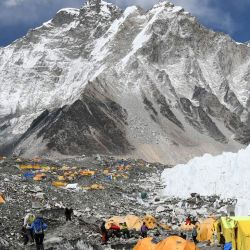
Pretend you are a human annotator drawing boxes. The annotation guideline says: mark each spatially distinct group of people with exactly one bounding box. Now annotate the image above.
[100,221,149,245]
[21,207,73,250]
[21,213,48,250]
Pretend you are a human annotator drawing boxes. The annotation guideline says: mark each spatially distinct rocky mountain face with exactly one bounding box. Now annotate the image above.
[1,0,250,164]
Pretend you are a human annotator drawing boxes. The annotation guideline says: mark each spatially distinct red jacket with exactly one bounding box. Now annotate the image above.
[110,225,120,230]
[185,218,191,225]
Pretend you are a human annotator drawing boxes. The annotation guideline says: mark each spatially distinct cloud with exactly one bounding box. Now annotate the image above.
[170,0,235,34]
[4,0,25,7]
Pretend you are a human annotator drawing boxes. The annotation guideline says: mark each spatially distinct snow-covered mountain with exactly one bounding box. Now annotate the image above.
[1,0,250,164]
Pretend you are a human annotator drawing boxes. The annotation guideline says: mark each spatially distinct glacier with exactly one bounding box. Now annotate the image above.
[161,145,250,215]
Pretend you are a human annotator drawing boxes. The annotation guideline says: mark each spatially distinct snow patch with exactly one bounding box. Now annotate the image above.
[56,8,80,16]
[91,6,138,61]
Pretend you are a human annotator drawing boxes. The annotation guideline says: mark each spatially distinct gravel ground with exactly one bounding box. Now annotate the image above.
[0,156,230,249]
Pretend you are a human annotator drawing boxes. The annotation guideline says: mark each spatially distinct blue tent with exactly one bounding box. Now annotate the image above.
[23,172,35,179]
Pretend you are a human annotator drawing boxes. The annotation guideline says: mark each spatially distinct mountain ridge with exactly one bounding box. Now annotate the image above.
[0,0,250,164]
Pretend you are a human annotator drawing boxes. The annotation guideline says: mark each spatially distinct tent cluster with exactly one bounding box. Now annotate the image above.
[218,216,250,250]
[18,162,134,190]
[133,236,200,250]
[105,215,170,231]
[179,216,250,249]
[179,217,217,243]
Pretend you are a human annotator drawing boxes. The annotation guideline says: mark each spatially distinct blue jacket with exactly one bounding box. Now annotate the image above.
[224,243,232,250]
[31,218,48,234]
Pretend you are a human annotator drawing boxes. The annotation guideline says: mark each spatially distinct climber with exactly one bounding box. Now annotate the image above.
[65,207,73,221]
[100,221,108,245]
[120,222,130,239]
[31,217,48,250]
[23,213,36,243]
[192,225,198,244]
[141,222,149,238]
[180,232,187,240]
[109,223,121,238]
[220,233,225,250]
[21,226,29,245]
[185,215,192,225]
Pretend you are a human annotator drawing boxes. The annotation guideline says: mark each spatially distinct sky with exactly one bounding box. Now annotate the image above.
[0,0,250,47]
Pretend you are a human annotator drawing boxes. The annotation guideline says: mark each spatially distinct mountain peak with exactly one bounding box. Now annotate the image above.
[86,0,101,5]
[81,0,122,18]
[1,0,250,164]
[86,0,101,11]
[151,1,184,14]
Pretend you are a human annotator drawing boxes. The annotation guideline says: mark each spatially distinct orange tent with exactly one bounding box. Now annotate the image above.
[0,193,5,204]
[156,236,200,250]
[133,237,156,250]
[33,173,46,181]
[79,170,95,176]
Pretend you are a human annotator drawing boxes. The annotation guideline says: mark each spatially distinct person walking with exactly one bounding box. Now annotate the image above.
[31,217,48,250]
[220,233,225,250]
[65,208,73,221]
[21,226,29,246]
[100,221,108,245]
[192,225,198,244]
[141,222,149,238]
[23,213,35,244]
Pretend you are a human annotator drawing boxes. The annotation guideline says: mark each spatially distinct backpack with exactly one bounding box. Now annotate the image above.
[34,220,44,234]
[192,228,197,237]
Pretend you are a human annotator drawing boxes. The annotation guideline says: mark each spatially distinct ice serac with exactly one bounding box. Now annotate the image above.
[0,1,250,163]
[161,145,250,215]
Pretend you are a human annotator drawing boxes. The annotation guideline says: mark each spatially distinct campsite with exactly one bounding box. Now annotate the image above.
[0,155,242,249]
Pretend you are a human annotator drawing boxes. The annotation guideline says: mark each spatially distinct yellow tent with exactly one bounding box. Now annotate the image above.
[106,215,165,231]
[125,215,144,231]
[105,216,123,229]
[133,237,156,250]
[52,181,67,187]
[219,216,250,250]
[197,218,216,242]
[106,215,143,231]
[81,184,104,190]
[235,221,250,250]
[155,236,200,250]
[220,217,237,243]
[180,222,195,231]
[144,215,157,229]
[58,176,65,181]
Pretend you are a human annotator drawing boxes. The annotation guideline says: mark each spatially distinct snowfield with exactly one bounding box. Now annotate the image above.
[161,145,250,215]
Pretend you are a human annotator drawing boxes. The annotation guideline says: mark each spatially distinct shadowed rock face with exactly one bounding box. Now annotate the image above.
[179,98,227,143]
[152,84,184,130]
[14,85,131,156]
[191,87,250,144]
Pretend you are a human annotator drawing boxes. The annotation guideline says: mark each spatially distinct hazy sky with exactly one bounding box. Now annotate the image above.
[0,0,250,46]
